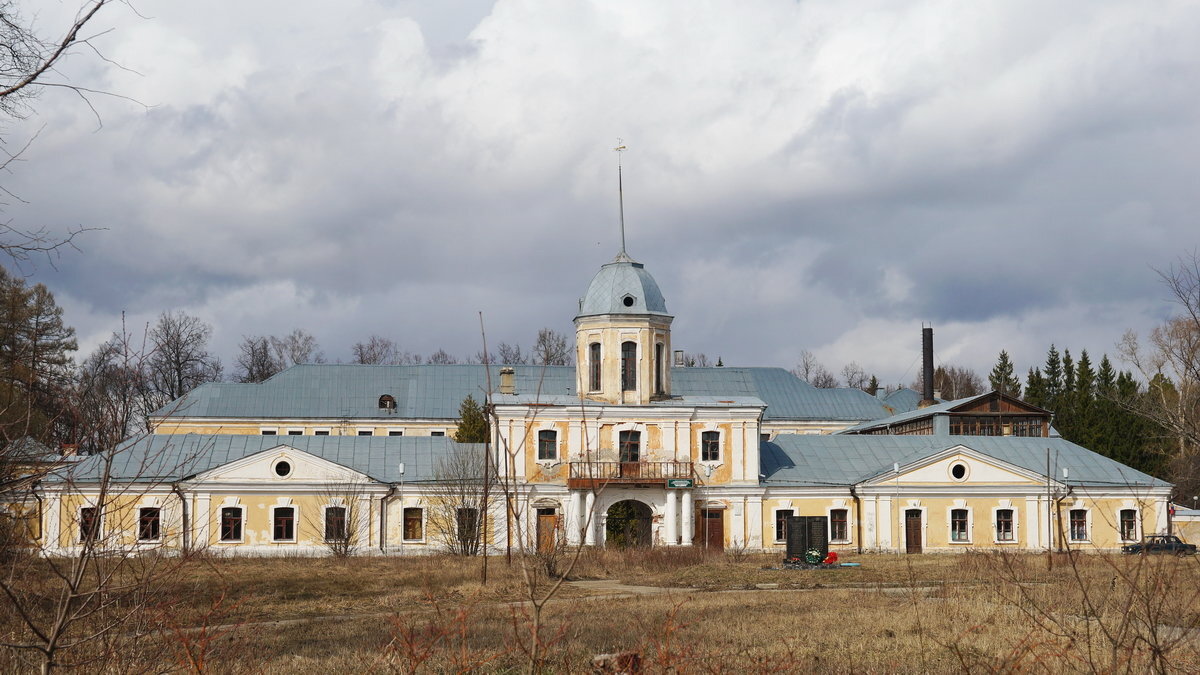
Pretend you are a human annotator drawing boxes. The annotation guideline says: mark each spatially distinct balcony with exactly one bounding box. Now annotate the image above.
[567,461,694,489]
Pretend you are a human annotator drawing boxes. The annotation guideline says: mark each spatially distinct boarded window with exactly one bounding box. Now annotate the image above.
[951,509,969,542]
[79,506,100,543]
[618,430,640,463]
[589,343,601,391]
[325,506,348,542]
[621,341,636,391]
[138,507,161,541]
[220,508,242,542]
[1069,509,1088,541]
[403,507,423,541]
[1119,509,1137,541]
[701,431,720,462]
[538,429,557,461]
[775,509,794,542]
[830,509,849,541]
[996,509,1014,541]
[273,507,296,541]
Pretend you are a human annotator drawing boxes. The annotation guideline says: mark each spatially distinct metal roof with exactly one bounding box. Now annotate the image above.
[762,434,1170,488]
[153,365,894,423]
[837,393,989,433]
[50,435,481,484]
[576,257,670,317]
[878,388,924,414]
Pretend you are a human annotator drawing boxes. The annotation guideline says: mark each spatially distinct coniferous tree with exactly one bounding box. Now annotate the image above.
[453,394,489,443]
[1024,367,1047,409]
[1043,345,1064,410]
[988,350,1022,398]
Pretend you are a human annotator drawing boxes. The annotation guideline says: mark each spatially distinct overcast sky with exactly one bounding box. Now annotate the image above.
[7,0,1200,387]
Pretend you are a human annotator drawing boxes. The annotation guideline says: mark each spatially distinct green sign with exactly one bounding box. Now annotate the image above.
[666,478,694,488]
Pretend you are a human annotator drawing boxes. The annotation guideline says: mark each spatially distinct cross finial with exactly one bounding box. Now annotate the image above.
[614,139,628,257]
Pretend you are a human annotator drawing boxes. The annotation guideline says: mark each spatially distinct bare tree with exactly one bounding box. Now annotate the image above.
[351,335,397,365]
[496,342,528,365]
[233,335,279,383]
[427,349,458,365]
[792,350,837,387]
[912,364,984,400]
[682,352,711,367]
[269,328,323,368]
[304,481,369,558]
[531,329,571,366]
[424,444,485,555]
[145,311,221,408]
[841,362,868,390]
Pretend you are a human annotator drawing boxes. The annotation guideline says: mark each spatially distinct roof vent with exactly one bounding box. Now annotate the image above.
[499,367,515,395]
[378,394,396,411]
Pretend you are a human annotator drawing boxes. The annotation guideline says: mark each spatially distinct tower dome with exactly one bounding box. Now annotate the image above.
[576,253,669,318]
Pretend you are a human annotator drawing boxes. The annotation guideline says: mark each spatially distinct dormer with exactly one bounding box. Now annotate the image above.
[574,252,674,404]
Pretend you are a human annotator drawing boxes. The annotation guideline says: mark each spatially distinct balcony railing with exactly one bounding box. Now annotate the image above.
[567,461,693,487]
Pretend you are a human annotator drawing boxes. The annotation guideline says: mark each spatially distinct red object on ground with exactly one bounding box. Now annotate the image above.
[823,551,839,564]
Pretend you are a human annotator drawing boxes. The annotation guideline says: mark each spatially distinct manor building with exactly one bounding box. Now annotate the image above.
[35,248,1170,556]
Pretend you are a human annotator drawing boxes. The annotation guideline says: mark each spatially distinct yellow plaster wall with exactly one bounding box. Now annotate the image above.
[203,494,363,549]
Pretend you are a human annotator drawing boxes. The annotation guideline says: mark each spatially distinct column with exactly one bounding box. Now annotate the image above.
[665,490,678,546]
[584,491,597,546]
[681,490,694,545]
[567,490,583,546]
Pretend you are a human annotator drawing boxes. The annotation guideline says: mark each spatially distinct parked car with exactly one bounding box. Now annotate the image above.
[1121,535,1197,555]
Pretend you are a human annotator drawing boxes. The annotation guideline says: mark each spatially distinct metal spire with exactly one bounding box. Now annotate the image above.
[614,139,632,262]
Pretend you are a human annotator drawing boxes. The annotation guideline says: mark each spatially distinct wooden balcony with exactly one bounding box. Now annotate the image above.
[567,461,694,488]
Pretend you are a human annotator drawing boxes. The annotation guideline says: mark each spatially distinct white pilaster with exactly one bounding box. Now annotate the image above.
[879,496,893,551]
[863,497,877,549]
[732,498,746,547]
[681,491,694,545]
[584,491,596,546]
[195,493,210,548]
[45,490,61,553]
[747,496,763,550]
[665,490,678,545]
[1156,497,1169,535]
[357,495,372,548]
[1025,496,1040,549]
[567,490,583,546]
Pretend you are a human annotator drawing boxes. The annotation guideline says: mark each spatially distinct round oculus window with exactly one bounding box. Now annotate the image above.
[950,462,968,481]
[273,460,292,478]
[622,295,635,307]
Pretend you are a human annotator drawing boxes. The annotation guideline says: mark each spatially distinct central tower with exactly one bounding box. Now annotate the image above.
[574,251,674,404]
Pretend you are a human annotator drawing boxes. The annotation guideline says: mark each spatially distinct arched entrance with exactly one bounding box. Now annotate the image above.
[606,500,652,548]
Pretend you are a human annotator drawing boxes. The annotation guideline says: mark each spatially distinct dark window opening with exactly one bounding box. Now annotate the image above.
[621,341,637,391]
[830,509,849,541]
[138,507,161,541]
[314,430,330,436]
[589,342,601,391]
[325,506,348,542]
[622,295,635,307]
[1120,509,1137,541]
[220,508,242,542]
[79,507,99,543]
[996,509,1014,541]
[273,507,296,541]
[538,429,557,461]
[404,507,423,541]
[287,429,303,436]
[430,431,445,437]
[619,430,640,463]
[951,509,969,541]
[379,394,397,410]
[260,429,277,436]
[274,460,292,477]
[358,430,373,436]
[1069,509,1087,541]
[654,343,664,394]
[701,431,720,462]
[456,507,479,548]
[388,430,403,437]
[775,509,794,542]
[951,463,967,480]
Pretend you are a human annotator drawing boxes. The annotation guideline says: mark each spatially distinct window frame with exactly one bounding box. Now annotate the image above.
[620,341,637,391]
[537,429,558,461]
[324,505,349,543]
[700,430,721,463]
[137,506,162,542]
[78,506,101,543]
[286,428,304,436]
[829,508,850,543]
[272,505,297,543]
[618,430,641,463]
[403,507,424,542]
[774,508,794,543]
[654,342,664,394]
[589,342,602,392]
[430,430,446,437]
[313,428,331,436]
[1118,508,1138,542]
[949,508,971,543]
[219,506,244,543]
[356,428,374,437]
[994,508,1016,543]
[1068,508,1089,543]
[259,427,278,436]
[387,428,404,437]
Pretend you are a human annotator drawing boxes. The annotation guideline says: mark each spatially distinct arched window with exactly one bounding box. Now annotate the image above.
[589,343,601,391]
[621,341,637,391]
[378,394,396,410]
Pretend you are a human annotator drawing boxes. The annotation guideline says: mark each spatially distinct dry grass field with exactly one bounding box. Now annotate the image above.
[4,548,1200,672]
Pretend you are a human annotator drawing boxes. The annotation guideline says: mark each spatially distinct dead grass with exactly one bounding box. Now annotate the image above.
[5,549,1200,672]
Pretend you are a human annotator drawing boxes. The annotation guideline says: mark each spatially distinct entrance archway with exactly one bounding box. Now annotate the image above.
[606,500,652,548]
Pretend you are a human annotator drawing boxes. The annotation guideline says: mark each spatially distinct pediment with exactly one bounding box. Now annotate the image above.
[191,444,373,484]
[863,445,1053,487]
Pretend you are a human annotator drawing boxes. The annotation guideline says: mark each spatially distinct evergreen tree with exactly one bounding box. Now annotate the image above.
[453,394,489,443]
[1043,345,1063,408]
[1062,348,1075,395]
[866,375,879,396]
[988,350,1022,397]
[1096,355,1116,394]
[1024,367,1047,408]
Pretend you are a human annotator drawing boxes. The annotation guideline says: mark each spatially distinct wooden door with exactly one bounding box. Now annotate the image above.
[536,509,557,554]
[695,509,724,551]
[905,509,923,554]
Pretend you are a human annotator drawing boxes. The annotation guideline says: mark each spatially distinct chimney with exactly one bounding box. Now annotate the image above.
[499,367,515,395]
[673,350,684,367]
[919,326,935,408]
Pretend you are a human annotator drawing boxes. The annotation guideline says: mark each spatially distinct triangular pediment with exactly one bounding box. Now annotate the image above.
[862,444,1057,487]
[191,444,374,484]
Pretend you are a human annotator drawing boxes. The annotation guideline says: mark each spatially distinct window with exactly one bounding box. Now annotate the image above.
[358,429,373,436]
[950,463,968,480]
[950,509,969,542]
[589,342,601,391]
[456,507,479,546]
[388,429,404,437]
[325,506,348,542]
[1069,509,1088,541]
[138,507,161,541]
[260,429,277,436]
[314,429,330,436]
[273,460,292,478]
[1120,509,1138,541]
[430,431,446,437]
[537,429,557,461]
[996,509,1014,542]
[830,508,849,542]
[621,341,636,391]
[760,433,770,443]
[273,507,296,542]
[379,394,396,410]
[654,343,664,394]
[287,429,303,436]
[618,430,640,463]
[701,431,720,462]
[220,507,243,542]
[775,509,794,542]
[404,507,423,541]
[79,506,100,543]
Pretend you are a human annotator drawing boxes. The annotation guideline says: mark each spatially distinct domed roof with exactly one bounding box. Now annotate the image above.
[576,253,670,318]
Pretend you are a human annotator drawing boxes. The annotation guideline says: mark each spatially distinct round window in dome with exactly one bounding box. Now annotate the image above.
[622,295,635,307]
[274,460,293,478]
[950,462,968,481]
